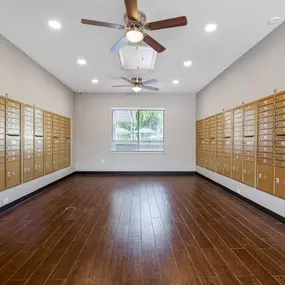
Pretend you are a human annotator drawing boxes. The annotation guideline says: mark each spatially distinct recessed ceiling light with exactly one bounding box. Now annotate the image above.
[92,78,99,84]
[205,23,217,33]
[268,17,281,25]
[184,60,193,67]
[48,20,62,30]
[77,58,87,66]
[172,80,179,85]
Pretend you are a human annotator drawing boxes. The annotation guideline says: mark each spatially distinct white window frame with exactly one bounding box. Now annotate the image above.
[111,108,165,153]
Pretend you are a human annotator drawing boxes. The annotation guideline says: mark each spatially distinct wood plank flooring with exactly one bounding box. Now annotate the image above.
[0,174,285,285]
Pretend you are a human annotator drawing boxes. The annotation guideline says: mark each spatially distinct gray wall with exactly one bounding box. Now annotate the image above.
[196,22,285,217]
[197,22,285,119]
[74,92,196,172]
[0,34,75,208]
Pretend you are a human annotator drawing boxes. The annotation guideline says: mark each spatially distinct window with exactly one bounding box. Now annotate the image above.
[112,109,164,152]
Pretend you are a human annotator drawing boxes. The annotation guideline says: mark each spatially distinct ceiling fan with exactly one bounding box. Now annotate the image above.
[113,77,159,92]
[81,0,187,53]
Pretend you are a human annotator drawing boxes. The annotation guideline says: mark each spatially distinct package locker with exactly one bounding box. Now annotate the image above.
[242,103,257,187]
[257,96,274,194]
[52,114,60,171]
[65,117,71,167]
[59,116,66,169]
[205,116,216,172]
[35,108,44,178]
[274,92,285,199]
[22,104,34,183]
[196,120,205,167]
[223,110,232,177]
[0,97,5,191]
[44,111,53,174]
[6,99,21,188]
[232,107,243,182]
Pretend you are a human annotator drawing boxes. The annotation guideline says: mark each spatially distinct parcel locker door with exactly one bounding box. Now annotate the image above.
[257,164,273,194]
[232,159,242,182]
[59,152,65,169]
[53,153,59,171]
[65,150,70,167]
[216,157,223,174]
[6,160,21,188]
[209,154,216,172]
[23,159,34,183]
[0,162,5,191]
[35,157,44,178]
[223,157,231,178]
[205,154,212,170]
[243,161,255,187]
[275,166,285,199]
[44,155,53,174]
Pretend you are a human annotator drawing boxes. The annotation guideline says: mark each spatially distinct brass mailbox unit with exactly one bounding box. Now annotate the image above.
[257,96,274,194]
[0,98,6,191]
[22,104,35,183]
[35,108,44,178]
[205,116,216,172]
[0,95,71,191]
[196,90,285,200]
[6,99,21,188]
[216,110,232,178]
[275,93,285,199]
[196,120,205,167]
[243,102,257,188]
[232,106,243,182]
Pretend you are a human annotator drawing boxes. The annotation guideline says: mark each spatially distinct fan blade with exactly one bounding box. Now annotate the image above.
[146,16,187,31]
[81,19,124,29]
[143,34,166,53]
[142,86,159,91]
[142,79,157,85]
[111,36,128,52]
[125,0,138,21]
[112,85,133,87]
[121,77,133,84]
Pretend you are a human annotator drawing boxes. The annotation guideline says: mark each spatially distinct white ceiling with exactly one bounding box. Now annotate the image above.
[0,0,284,94]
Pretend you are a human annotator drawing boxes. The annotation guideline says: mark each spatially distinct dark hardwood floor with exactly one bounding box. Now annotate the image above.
[0,174,285,285]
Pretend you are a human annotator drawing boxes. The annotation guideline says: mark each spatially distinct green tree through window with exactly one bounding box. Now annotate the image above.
[112,109,164,152]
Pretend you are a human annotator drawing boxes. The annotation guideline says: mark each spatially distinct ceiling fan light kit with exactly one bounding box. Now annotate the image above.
[132,86,142,92]
[126,28,144,43]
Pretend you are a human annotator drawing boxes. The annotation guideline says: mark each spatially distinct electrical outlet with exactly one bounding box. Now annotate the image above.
[236,188,241,194]
[3,198,9,205]
[100,159,105,164]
